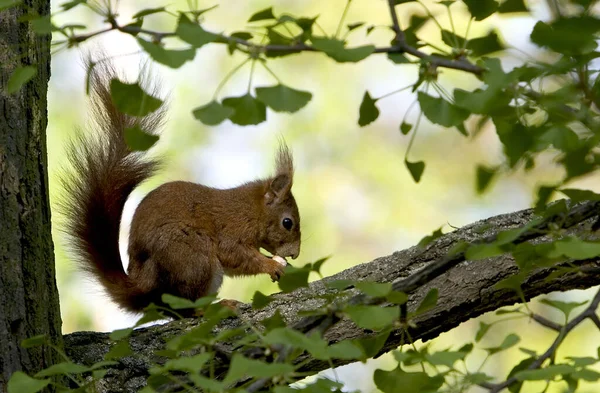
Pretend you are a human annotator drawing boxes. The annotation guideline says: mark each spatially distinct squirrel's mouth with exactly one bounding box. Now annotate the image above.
[260,248,292,265]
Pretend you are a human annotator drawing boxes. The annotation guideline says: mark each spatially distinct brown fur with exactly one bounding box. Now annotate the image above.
[61,61,301,312]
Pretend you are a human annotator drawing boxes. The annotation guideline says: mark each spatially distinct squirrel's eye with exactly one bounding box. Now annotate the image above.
[282,218,293,230]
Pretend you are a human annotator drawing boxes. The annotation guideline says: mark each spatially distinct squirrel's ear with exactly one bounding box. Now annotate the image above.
[265,174,292,204]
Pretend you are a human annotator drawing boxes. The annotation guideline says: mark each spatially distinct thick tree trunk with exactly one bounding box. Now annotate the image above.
[0,1,62,391]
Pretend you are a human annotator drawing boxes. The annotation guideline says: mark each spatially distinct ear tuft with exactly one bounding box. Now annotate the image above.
[275,140,294,179]
[265,141,294,204]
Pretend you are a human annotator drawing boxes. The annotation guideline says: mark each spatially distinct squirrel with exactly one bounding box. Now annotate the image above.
[61,60,301,313]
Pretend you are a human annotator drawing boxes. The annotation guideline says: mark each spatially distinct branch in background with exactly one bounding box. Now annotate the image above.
[64,10,485,76]
[64,201,600,393]
[487,289,600,393]
[385,0,484,74]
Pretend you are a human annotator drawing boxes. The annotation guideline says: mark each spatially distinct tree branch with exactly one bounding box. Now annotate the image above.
[62,201,600,392]
[67,13,485,75]
[385,0,484,74]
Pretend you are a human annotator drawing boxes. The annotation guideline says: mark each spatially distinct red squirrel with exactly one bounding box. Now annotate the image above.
[62,61,301,313]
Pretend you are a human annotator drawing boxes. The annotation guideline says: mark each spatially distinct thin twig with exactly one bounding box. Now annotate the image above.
[529,313,562,332]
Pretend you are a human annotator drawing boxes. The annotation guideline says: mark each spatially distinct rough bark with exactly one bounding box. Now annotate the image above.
[63,201,600,393]
[0,1,62,391]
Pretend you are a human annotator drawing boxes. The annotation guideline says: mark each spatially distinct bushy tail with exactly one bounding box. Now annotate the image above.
[60,59,165,311]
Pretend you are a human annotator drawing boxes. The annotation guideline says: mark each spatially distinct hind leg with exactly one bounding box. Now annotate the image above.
[149,230,223,302]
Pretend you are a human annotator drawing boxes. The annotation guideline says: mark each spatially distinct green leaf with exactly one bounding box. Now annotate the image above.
[571,368,600,381]
[551,237,600,260]
[109,79,163,117]
[507,357,536,393]
[121,19,143,37]
[231,31,252,40]
[161,352,211,373]
[109,328,133,341]
[415,288,438,314]
[540,126,579,152]
[311,36,375,63]
[35,362,91,377]
[162,293,216,309]
[476,165,497,193]
[189,374,225,391]
[176,14,219,47]
[311,256,330,274]
[345,305,399,330]
[248,7,275,22]
[534,185,556,212]
[387,290,409,305]
[499,0,528,13]
[7,65,36,94]
[137,38,195,68]
[29,15,56,34]
[354,329,391,359]
[417,227,444,248]
[135,305,168,327]
[252,291,273,309]
[277,264,310,292]
[515,364,576,381]
[475,322,491,342]
[465,372,494,385]
[467,31,505,56]
[90,360,118,370]
[132,7,166,19]
[426,350,468,368]
[0,0,21,11]
[124,125,159,151]
[484,333,520,355]
[104,340,132,360]
[454,59,514,115]
[255,84,312,113]
[493,121,540,168]
[388,53,411,64]
[441,29,466,48]
[355,281,392,297]
[540,298,587,319]
[7,372,50,393]
[193,101,234,125]
[261,309,286,331]
[462,0,499,21]
[560,188,600,202]
[495,272,526,299]
[465,244,503,260]
[263,327,329,359]
[326,279,354,291]
[327,340,364,360]
[21,334,47,348]
[566,356,597,367]
[222,94,267,126]
[418,92,470,128]
[92,369,108,380]
[374,367,444,393]
[530,17,600,55]
[405,159,425,183]
[358,91,379,126]
[400,122,412,135]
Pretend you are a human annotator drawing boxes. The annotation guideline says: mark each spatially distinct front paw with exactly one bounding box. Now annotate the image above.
[267,260,286,282]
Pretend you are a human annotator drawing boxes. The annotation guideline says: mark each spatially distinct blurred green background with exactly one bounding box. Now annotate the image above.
[47,0,600,391]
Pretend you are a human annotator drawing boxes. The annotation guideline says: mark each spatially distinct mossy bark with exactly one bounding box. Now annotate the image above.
[0,1,62,391]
